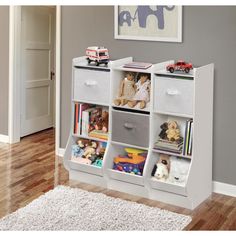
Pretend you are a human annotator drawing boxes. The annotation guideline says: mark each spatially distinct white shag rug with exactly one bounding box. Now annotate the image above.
[0,186,191,231]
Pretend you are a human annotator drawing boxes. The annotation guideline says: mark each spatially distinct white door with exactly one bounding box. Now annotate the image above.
[20,6,55,137]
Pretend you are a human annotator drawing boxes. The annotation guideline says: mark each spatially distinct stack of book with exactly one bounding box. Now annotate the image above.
[88,130,108,140]
[183,119,193,156]
[154,138,183,154]
[73,103,108,140]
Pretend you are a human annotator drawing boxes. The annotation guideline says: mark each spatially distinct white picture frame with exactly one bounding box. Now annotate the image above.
[114,6,182,43]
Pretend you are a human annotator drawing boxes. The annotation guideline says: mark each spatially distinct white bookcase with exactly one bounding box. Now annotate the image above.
[63,56,214,209]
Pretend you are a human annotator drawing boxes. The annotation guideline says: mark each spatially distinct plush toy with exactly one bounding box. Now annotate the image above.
[82,141,97,159]
[95,110,109,133]
[114,72,136,106]
[167,156,190,185]
[152,154,171,181]
[166,121,181,142]
[127,73,151,109]
[159,122,168,140]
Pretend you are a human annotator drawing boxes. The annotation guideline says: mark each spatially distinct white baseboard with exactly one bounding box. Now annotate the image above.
[0,134,9,143]
[57,147,236,197]
[57,148,65,157]
[213,181,236,197]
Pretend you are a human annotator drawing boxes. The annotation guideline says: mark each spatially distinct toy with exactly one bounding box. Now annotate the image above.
[166,60,193,74]
[114,72,136,106]
[127,73,151,109]
[159,122,168,140]
[94,110,109,133]
[92,159,103,168]
[86,46,109,66]
[82,141,97,159]
[166,121,181,142]
[113,148,147,175]
[168,156,190,185]
[152,154,171,181]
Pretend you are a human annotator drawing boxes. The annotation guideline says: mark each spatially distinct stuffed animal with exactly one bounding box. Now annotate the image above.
[82,141,97,159]
[159,122,168,140]
[154,163,169,181]
[152,154,171,181]
[95,110,109,133]
[166,121,181,142]
[167,156,190,185]
[114,72,136,106]
[127,73,151,109]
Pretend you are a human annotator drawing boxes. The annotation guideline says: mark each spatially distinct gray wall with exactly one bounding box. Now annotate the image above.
[61,6,236,185]
[0,6,9,135]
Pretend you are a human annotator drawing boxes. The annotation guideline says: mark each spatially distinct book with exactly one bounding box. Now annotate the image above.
[81,107,96,136]
[89,129,108,140]
[79,104,90,135]
[74,103,79,134]
[123,62,153,69]
[188,121,193,156]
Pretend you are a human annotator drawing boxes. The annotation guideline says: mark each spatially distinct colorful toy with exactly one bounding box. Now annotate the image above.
[113,148,147,175]
[166,121,181,142]
[86,46,109,66]
[166,60,193,74]
[127,73,151,109]
[114,72,136,106]
[92,159,103,168]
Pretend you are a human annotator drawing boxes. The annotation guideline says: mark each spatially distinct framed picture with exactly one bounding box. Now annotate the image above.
[114,6,182,42]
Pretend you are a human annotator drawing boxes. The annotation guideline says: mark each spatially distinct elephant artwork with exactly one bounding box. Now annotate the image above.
[118,6,175,30]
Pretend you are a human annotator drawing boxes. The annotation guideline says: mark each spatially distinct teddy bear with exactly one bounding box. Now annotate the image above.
[114,72,136,106]
[152,154,171,181]
[166,121,181,142]
[94,110,109,133]
[82,141,98,160]
[159,122,168,140]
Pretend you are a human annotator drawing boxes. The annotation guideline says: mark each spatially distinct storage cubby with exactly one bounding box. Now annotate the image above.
[72,102,109,142]
[64,57,214,209]
[105,143,148,186]
[111,68,152,112]
[151,113,193,158]
[145,151,191,196]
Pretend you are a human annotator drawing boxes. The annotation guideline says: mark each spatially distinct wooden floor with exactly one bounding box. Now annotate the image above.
[0,129,235,230]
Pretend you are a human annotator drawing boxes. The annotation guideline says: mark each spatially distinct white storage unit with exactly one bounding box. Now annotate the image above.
[64,56,214,209]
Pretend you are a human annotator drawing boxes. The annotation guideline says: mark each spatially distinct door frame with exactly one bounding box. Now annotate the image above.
[8,6,61,155]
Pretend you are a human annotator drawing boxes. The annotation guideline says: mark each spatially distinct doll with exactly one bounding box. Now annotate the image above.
[127,73,151,109]
[114,72,136,106]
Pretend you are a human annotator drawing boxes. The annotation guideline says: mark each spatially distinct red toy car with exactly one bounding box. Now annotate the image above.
[166,61,193,73]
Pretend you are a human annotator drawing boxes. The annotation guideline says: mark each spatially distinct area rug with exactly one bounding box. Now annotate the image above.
[0,185,191,231]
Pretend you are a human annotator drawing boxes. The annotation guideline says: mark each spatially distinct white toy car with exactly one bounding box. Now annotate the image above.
[85,46,109,66]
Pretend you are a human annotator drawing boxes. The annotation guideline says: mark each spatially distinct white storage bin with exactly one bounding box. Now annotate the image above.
[73,67,110,105]
[154,77,194,116]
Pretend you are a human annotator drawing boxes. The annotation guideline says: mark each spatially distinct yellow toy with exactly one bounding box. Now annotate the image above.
[114,148,145,164]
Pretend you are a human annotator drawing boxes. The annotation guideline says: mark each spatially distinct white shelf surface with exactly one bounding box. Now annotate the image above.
[107,169,144,186]
[72,134,108,143]
[113,65,153,74]
[155,69,194,78]
[111,140,149,151]
[69,160,103,176]
[153,110,193,119]
[112,102,150,113]
[72,99,109,107]
[152,148,192,160]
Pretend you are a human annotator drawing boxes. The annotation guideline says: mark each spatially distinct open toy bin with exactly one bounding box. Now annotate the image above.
[146,151,191,196]
[69,136,107,176]
[105,143,148,186]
